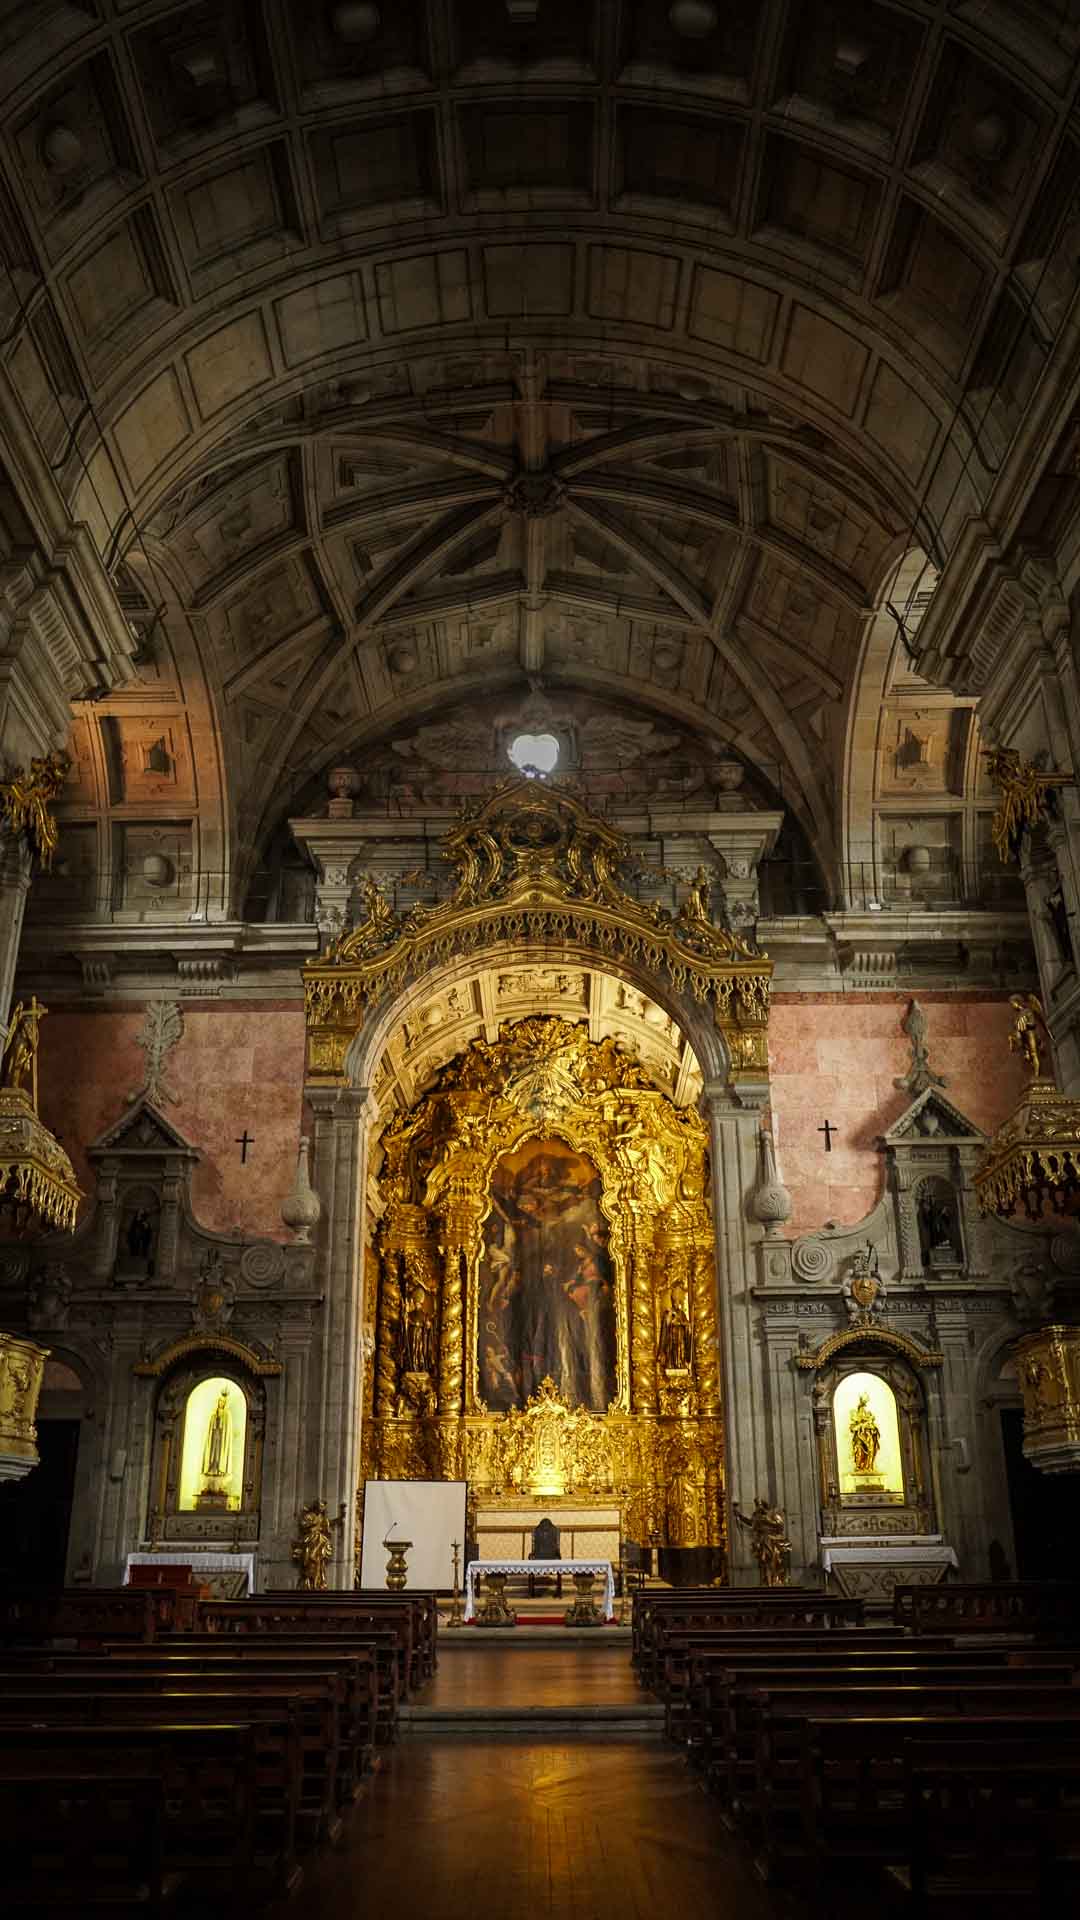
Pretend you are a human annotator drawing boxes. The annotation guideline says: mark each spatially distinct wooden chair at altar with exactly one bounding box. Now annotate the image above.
[527,1518,563,1598]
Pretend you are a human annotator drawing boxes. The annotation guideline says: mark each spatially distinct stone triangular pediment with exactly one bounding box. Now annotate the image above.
[89,1095,200,1161]
[883,1087,986,1146]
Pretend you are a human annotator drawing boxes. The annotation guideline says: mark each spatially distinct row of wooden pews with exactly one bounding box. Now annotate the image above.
[639,1580,1080,1913]
[0,1586,437,1914]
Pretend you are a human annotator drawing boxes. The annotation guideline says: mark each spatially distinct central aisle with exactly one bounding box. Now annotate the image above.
[277,1740,789,1920]
[272,1645,796,1920]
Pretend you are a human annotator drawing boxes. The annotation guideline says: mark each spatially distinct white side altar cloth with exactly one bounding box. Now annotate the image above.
[125,1551,257,1594]
[464,1558,615,1622]
[819,1536,958,1574]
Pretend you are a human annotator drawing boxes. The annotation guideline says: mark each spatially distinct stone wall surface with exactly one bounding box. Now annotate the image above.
[768,994,1028,1235]
[37,1004,306,1238]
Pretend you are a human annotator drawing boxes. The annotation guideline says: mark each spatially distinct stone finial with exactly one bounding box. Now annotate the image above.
[282,1135,321,1244]
[893,999,947,1097]
[751,1128,791,1232]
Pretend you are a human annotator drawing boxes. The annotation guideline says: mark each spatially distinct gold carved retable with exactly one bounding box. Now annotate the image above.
[362,1016,725,1555]
[303,780,771,1088]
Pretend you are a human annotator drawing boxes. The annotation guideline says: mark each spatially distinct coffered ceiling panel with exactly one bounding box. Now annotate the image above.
[0,0,1074,921]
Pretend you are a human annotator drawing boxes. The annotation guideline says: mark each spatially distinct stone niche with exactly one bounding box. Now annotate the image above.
[0,1092,317,1586]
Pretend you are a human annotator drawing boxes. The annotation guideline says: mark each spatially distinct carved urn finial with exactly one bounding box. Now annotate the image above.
[752,1128,791,1233]
[282,1134,321,1244]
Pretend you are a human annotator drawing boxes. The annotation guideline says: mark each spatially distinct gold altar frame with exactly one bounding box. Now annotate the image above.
[368,1017,724,1550]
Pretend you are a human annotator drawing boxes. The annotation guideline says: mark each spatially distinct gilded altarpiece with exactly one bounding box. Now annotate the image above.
[363,1018,725,1555]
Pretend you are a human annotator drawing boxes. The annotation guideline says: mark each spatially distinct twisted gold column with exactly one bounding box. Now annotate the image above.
[374,1240,401,1420]
[630,1240,658,1415]
[691,1243,722,1417]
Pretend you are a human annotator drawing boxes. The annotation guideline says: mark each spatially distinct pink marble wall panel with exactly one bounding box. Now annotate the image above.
[767,994,1028,1238]
[37,1003,306,1238]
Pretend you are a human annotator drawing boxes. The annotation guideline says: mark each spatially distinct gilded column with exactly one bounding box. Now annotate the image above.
[374,1236,401,1420]
[691,1242,722,1417]
[438,1205,474,1419]
[630,1237,658,1416]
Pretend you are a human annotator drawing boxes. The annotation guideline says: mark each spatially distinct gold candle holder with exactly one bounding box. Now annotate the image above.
[447,1539,465,1628]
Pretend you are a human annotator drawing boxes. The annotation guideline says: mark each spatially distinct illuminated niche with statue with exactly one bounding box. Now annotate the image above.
[363,1016,724,1562]
[141,1350,273,1543]
[806,1342,937,1538]
[177,1375,246,1512]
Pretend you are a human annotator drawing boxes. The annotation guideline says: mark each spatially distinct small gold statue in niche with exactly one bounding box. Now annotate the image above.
[849,1392,881,1476]
[733,1496,791,1587]
[195,1390,234,1511]
[658,1288,693,1376]
[1,995,46,1097]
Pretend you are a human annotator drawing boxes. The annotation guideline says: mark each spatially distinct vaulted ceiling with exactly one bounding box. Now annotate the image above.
[3,0,1079,921]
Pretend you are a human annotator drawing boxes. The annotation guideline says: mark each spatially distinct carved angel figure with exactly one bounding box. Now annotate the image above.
[733,1496,791,1588]
[1,996,45,1096]
[292,1498,334,1590]
[1009,993,1048,1080]
[0,752,69,870]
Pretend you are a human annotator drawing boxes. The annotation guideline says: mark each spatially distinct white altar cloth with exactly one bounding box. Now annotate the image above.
[125,1551,256,1595]
[464,1558,615,1622]
[819,1536,957,1574]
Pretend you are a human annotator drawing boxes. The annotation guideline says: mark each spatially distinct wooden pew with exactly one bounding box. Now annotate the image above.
[0,1724,268,1896]
[3,1647,378,1800]
[895,1581,1080,1640]
[0,1773,173,1914]
[0,1588,162,1646]
[0,1678,328,1848]
[264,1589,439,1681]
[667,1645,1055,1760]
[655,1624,940,1730]
[158,1630,401,1742]
[797,1714,1080,1890]
[198,1596,419,1686]
[900,1736,1080,1913]
[632,1592,865,1690]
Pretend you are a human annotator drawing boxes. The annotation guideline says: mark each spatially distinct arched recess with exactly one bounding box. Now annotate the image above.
[841,546,1008,912]
[299,780,774,1584]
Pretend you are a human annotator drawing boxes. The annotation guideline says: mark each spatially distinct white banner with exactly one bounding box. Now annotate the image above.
[360,1480,467,1590]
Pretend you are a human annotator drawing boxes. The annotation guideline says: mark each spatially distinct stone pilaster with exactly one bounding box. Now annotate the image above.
[704,1082,773,1583]
[306,1083,375,1587]
[0,826,31,1032]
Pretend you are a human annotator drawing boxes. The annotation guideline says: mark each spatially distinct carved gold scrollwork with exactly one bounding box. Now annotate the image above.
[364,1016,724,1554]
[303,783,771,1092]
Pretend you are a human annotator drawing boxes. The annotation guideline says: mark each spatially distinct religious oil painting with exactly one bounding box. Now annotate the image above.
[479,1139,617,1413]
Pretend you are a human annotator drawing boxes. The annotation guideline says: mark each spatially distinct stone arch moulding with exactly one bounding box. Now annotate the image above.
[304,780,772,1099]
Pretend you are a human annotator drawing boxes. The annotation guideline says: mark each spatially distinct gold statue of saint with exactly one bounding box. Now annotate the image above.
[733,1496,791,1588]
[292,1497,334,1590]
[1009,993,1047,1080]
[201,1390,233,1481]
[658,1290,693,1374]
[849,1392,881,1475]
[2,995,46,1098]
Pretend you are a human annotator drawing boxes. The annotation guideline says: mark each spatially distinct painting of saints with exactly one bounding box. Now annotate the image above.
[478,1140,617,1412]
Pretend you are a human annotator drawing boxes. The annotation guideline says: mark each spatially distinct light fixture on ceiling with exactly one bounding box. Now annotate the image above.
[668,1,719,38]
[508,731,560,777]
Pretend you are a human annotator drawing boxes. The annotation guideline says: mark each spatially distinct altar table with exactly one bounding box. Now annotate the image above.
[465,1558,615,1623]
[125,1551,256,1598]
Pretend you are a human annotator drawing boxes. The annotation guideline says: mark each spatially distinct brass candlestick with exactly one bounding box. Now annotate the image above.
[447,1539,465,1628]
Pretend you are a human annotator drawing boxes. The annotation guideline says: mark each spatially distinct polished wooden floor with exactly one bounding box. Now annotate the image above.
[273,1648,796,1920]
[424,1645,640,1707]
[280,1740,792,1920]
